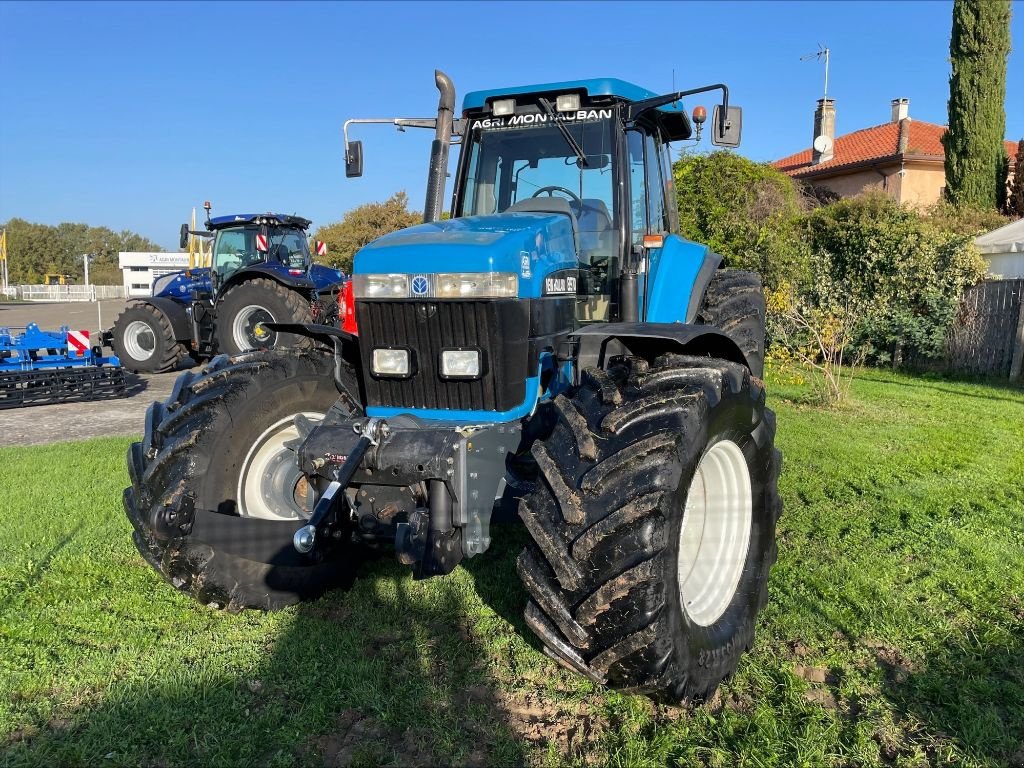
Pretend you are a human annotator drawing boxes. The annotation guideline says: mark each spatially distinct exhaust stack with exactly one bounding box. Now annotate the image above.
[423,70,455,223]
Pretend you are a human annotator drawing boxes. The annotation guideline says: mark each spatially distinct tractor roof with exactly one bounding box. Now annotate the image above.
[208,213,312,231]
[462,77,691,140]
[462,78,686,115]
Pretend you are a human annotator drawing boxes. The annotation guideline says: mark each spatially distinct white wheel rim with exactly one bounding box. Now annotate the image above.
[677,439,753,627]
[232,304,276,351]
[237,412,324,520]
[123,320,156,361]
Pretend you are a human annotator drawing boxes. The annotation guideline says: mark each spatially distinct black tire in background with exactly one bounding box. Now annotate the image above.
[214,278,314,357]
[124,349,362,610]
[517,354,782,701]
[110,303,187,374]
[696,269,766,378]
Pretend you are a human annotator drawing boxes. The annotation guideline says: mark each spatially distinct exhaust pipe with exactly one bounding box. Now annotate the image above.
[423,69,455,223]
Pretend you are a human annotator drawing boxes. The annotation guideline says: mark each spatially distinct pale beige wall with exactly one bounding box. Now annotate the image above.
[897,164,947,208]
[800,162,948,207]
[807,168,891,199]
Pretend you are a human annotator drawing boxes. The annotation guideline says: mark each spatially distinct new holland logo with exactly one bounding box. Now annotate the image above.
[411,275,429,297]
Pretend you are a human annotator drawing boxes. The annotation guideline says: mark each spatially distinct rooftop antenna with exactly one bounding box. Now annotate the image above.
[800,44,830,100]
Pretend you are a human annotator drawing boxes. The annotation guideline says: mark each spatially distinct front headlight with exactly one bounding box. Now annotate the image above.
[352,272,517,299]
[353,273,409,299]
[434,272,517,298]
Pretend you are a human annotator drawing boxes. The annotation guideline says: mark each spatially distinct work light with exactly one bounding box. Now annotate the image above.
[492,98,516,116]
[372,348,412,377]
[440,349,482,379]
[556,94,581,112]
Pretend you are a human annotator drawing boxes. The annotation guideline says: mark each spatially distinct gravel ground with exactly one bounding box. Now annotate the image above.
[0,299,191,447]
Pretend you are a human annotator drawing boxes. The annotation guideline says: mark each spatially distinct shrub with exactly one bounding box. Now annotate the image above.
[673,151,811,291]
[806,192,987,366]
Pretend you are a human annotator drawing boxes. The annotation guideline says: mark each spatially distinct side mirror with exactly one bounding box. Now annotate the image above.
[711,105,742,148]
[345,141,363,178]
[179,223,189,249]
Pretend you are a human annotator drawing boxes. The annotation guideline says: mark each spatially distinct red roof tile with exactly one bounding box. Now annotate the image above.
[773,119,1019,177]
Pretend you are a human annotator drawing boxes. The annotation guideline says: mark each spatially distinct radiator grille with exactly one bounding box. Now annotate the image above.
[357,300,528,412]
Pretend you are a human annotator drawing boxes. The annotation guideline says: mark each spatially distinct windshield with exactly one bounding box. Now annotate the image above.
[212,226,310,281]
[458,119,617,266]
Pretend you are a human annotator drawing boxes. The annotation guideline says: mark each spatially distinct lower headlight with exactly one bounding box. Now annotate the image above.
[372,348,411,377]
[440,349,481,378]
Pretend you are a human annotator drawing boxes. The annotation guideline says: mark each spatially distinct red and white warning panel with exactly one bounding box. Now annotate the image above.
[67,330,90,356]
[256,233,269,252]
[316,240,328,257]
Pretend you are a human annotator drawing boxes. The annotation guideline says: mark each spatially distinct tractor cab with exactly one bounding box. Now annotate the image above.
[453,80,701,321]
[206,213,315,296]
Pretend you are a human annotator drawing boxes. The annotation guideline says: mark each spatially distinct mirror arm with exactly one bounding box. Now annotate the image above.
[627,83,730,125]
[342,116,464,158]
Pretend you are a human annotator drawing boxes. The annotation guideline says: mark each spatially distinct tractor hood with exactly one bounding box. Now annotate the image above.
[354,212,578,299]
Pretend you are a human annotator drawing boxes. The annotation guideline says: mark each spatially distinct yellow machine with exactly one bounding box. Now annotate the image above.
[44,273,73,286]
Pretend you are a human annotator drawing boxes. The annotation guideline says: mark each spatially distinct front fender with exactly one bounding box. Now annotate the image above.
[572,322,750,375]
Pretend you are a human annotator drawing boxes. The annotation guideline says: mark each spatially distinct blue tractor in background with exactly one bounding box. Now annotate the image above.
[109,209,345,373]
[125,71,782,703]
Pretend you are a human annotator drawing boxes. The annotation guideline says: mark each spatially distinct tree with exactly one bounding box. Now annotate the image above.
[1007,139,1024,218]
[0,218,160,284]
[943,0,1012,209]
[673,151,811,291]
[313,192,422,274]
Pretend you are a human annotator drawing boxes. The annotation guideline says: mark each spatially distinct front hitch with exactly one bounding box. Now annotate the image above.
[292,417,388,554]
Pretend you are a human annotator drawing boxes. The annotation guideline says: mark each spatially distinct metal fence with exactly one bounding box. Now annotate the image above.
[947,278,1024,381]
[3,284,125,301]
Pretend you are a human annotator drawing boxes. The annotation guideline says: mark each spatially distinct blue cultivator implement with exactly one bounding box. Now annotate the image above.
[0,323,126,409]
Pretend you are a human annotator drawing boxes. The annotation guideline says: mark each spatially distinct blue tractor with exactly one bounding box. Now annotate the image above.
[125,72,782,702]
[109,210,345,373]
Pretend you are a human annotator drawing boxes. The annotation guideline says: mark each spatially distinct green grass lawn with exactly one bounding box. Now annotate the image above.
[1,368,1022,767]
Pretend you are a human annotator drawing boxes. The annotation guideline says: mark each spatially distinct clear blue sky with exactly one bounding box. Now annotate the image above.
[1,1,1021,251]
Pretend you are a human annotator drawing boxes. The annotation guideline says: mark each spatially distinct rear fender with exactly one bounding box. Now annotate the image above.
[573,322,750,376]
[219,265,316,297]
[133,297,192,341]
[643,235,722,323]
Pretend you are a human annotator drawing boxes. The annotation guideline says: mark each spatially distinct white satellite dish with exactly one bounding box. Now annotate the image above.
[813,135,834,154]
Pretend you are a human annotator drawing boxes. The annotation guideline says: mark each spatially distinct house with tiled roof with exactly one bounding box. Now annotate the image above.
[772,98,1018,207]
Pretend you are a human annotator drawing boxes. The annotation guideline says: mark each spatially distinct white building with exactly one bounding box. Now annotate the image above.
[118,252,190,297]
[976,219,1024,280]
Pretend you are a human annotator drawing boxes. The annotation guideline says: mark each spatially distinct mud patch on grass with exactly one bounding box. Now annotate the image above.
[313,709,436,768]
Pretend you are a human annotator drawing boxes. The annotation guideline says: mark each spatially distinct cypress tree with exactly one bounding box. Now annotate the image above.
[943,0,1012,209]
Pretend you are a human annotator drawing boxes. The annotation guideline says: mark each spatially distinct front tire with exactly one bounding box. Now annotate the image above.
[110,303,187,374]
[517,354,781,701]
[123,349,362,610]
[214,278,314,357]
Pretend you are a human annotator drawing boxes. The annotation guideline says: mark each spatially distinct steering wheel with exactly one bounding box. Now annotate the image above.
[531,186,583,210]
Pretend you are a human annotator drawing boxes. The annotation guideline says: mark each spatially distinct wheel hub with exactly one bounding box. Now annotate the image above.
[237,412,324,520]
[233,305,276,351]
[123,320,156,361]
[677,439,753,627]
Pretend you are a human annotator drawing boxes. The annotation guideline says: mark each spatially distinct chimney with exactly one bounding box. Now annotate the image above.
[891,97,910,122]
[812,98,836,164]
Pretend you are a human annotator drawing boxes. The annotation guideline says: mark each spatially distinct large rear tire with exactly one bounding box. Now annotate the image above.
[517,354,781,701]
[214,278,314,357]
[124,349,362,610]
[696,269,766,378]
[110,303,187,374]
